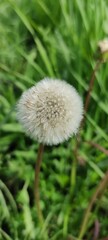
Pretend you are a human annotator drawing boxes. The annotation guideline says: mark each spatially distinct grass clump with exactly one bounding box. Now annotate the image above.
[0,0,108,239]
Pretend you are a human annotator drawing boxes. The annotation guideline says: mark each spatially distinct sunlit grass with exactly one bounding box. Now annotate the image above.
[0,0,108,239]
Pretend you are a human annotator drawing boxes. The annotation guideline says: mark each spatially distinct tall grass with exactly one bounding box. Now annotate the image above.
[0,0,108,239]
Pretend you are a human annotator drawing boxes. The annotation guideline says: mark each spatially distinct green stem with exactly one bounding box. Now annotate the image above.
[34,143,44,224]
[70,155,77,196]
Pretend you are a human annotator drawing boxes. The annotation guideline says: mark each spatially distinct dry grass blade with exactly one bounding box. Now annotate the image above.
[85,141,108,156]
[78,172,108,240]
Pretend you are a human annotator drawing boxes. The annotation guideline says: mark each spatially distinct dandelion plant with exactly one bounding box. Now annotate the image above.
[17,78,83,224]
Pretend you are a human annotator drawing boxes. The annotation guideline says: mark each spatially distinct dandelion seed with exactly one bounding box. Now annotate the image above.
[17,78,83,145]
[98,39,108,53]
[98,39,108,62]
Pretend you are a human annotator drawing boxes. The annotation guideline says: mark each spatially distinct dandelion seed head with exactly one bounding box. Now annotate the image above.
[17,78,83,145]
[98,39,108,62]
[98,39,108,53]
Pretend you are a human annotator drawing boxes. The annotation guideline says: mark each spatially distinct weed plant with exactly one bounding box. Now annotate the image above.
[0,0,108,239]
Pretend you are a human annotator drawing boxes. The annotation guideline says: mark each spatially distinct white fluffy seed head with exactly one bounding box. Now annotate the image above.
[98,39,108,53]
[16,78,83,145]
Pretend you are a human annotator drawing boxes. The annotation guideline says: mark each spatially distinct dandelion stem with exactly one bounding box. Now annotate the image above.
[73,58,103,165]
[34,143,44,224]
[73,59,103,238]
[84,58,103,114]
[78,171,108,240]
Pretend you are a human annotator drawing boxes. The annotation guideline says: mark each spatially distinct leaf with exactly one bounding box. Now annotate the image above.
[35,37,54,76]
[86,114,108,142]
[6,0,35,36]
[0,123,23,132]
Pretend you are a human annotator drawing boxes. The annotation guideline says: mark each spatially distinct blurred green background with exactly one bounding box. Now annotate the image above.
[0,0,108,239]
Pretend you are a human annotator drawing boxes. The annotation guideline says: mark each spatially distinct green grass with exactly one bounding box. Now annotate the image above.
[0,0,108,239]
